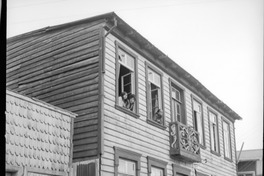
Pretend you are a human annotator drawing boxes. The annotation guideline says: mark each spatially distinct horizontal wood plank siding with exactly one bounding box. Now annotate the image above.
[102,33,237,176]
[6,22,104,162]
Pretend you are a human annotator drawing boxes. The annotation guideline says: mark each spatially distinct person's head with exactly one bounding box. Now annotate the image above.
[128,94,136,103]
[120,92,128,100]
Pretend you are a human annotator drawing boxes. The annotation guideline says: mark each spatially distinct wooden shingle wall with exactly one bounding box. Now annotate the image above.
[6,20,104,162]
[5,90,76,175]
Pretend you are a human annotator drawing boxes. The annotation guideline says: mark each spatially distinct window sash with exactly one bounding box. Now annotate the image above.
[172,99,181,122]
[118,49,134,71]
[223,121,231,158]
[150,82,161,118]
[118,158,136,176]
[209,112,218,152]
[121,72,134,95]
[148,69,161,87]
[151,166,164,176]
[193,100,203,144]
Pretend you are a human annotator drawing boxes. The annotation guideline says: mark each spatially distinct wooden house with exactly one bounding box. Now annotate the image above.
[6,12,242,176]
[5,89,76,176]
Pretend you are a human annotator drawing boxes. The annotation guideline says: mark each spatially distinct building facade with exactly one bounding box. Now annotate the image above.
[237,149,263,176]
[6,12,242,176]
[5,89,76,176]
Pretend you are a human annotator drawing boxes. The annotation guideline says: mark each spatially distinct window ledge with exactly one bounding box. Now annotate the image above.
[115,105,140,119]
[200,144,206,150]
[210,150,221,157]
[224,156,233,163]
[147,119,167,130]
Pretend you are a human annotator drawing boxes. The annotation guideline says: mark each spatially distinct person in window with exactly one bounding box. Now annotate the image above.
[127,94,136,111]
[154,109,163,123]
[119,91,129,108]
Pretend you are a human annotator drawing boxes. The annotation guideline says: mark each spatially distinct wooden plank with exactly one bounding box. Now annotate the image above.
[58,95,99,109]
[73,125,98,135]
[50,89,99,106]
[73,131,98,141]
[7,43,99,77]
[72,149,98,159]
[73,143,98,153]
[7,25,100,66]
[67,101,98,112]
[74,119,98,128]
[34,75,99,99]
[7,40,99,80]
[16,56,99,87]
[39,84,99,105]
[73,136,98,146]
[18,66,99,95]
[17,64,99,93]
[7,30,99,71]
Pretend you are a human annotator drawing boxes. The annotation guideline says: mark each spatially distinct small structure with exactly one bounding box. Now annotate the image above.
[5,89,76,176]
[237,149,263,176]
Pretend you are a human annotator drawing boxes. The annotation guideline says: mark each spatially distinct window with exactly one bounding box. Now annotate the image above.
[114,147,141,176]
[238,171,255,176]
[170,80,186,124]
[118,159,136,176]
[115,41,138,116]
[208,109,220,155]
[192,97,205,147]
[146,63,165,129]
[147,156,167,176]
[172,164,191,176]
[222,119,232,160]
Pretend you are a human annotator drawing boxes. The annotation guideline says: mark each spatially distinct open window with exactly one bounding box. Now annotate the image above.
[146,63,165,129]
[115,41,138,116]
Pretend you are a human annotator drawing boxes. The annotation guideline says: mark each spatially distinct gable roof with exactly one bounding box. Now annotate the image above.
[7,12,242,121]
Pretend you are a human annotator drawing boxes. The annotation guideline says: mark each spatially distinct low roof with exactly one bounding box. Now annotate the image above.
[7,12,242,121]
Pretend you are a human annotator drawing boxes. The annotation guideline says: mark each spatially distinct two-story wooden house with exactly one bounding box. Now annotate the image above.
[6,12,242,176]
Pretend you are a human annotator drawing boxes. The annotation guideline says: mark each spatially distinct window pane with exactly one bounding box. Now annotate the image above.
[118,159,136,176]
[151,166,163,176]
[126,54,134,70]
[148,68,160,87]
[223,121,231,158]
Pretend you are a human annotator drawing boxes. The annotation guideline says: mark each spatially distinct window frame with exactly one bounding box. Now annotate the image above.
[147,156,167,176]
[191,95,206,149]
[207,107,220,156]
[238,171,256,176]
[172,164,191,176]
[169,78,186,125]
[145,62,166,130]
[114,146,142,176]
[115,41,139,118]
[222,117,233,161]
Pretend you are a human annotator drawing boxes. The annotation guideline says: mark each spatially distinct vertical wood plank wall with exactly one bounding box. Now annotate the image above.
[102,33,237,176]
[6,21,103,162]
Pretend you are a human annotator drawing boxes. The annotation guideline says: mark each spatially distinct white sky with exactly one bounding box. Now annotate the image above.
[7,0,263,151]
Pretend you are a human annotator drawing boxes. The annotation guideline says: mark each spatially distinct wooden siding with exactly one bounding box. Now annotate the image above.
[5,90,76,174]
[101,32,237,176]
[6,21,104,162]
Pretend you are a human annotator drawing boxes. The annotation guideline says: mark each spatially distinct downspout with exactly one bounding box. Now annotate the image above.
[104,17,117,37]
